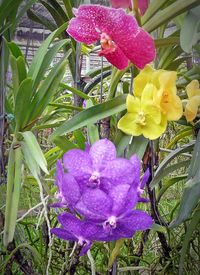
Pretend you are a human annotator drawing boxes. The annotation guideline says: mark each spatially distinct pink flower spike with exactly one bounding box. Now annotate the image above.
[67,5,155,70]
[110,0,132,9]
[110,0,149,15]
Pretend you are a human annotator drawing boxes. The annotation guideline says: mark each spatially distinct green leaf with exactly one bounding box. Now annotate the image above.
[115,131,131,157]
[60,82,90,100]
[50,95,127,140]
[141,0,168,25]
[108,239,124,270]
[21,131,48,174]
[180,6,200,53]
[143,0,200,33]
[74,130,86,150]
[26,57,68,125]
[28,22,68,82]
[170,131,200,227]
[21,141,40,179]
[39,0,65,27]
[127,136,149,159]
[53,136,78,152]
[14,78,33,132]
[86,99,99,145]
[27,8,57,31]
[157,174,188,202]
[150,142,195,189]
[33,39,70,91]
[179,206,200,275]
[151,160,190,190]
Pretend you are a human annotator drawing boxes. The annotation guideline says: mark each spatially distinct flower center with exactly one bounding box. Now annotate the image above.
[135,111,146,126]
[103,216,117,230]
[87,171,100,188]
[162,91,169,103]
[100,32,117,53]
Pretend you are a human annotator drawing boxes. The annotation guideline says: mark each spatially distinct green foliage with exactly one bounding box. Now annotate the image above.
[1,0,200,274]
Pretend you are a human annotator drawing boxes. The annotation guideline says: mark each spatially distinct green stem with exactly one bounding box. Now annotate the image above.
[3,146,15,246]
[3,142,23,246]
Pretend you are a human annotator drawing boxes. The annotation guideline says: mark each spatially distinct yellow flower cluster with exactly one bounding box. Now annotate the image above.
[118,65,183,140]
[183,80,200,123]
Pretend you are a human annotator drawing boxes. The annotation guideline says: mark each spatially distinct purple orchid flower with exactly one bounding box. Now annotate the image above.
[51,213,103,255]
[130,155,150,202]
[75,185,152,240]
[67,5,155,70]
[63,139,135,193]
[51,160,81,208]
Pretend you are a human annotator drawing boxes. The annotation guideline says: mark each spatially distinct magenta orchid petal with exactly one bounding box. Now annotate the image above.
[89,139,116,171]
[99,45,129,70]
[117,27,156,69]
[63,149,92,182]
[109,0,148,15]
[138,0,149,15]
[101,158,135,185]
[67,18,100,44]
[110,0,132,9]
[67,5,155,70]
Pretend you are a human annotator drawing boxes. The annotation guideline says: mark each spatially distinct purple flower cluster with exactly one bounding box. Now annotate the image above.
[51,139,152,255]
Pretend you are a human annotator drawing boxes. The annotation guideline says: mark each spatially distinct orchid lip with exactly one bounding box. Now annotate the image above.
[103,216,117,230]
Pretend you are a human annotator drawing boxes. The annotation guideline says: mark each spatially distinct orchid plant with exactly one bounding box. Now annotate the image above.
[1,0,200,274]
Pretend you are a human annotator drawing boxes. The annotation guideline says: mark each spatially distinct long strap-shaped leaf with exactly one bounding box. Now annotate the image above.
[170,131,200,227]
[143,0,200,33]
[50,95,127,140]
[3,145,23,246]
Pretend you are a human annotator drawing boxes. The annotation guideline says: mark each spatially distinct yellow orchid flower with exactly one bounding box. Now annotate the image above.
[133,65,183,121]
[184,80,200,122]
[118,84,167,140]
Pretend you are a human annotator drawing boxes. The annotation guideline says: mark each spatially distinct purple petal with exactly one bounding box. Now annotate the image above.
[76,199,106,221]
[82,189,113,217]
[89,139,116,171]
[63,149,92,182]
[55,160,63,188]
[80,242,92,256]
[129,155,140,179]
[51,228,77,241]
[109,184,138,216]
[141,168,150,189]
[120,210,153,232]
[101,158,135,185]
[61,173,81,206]
[110,0,132,9]
[58,212,82,235]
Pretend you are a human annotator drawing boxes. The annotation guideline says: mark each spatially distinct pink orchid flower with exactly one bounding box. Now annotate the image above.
[110,0,148,15]
[67,5,155,70]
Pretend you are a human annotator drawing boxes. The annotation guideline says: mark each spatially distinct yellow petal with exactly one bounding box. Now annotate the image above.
[142,115,167,140]
[133,65,154,97]
[161,94,183,121]
[143,103,162,124]
[141,83,155,102]
[185,95,200,122]
[186,80,200,98]
[126,94,141,113]
[118,113,142,136]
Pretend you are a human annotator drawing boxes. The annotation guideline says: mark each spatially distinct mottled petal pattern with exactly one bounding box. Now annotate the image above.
[67,5,155,70]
